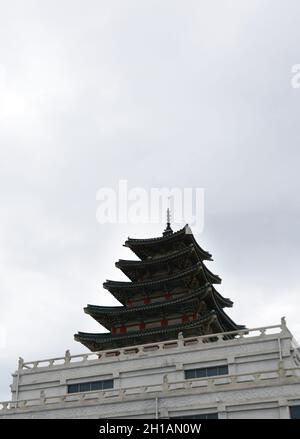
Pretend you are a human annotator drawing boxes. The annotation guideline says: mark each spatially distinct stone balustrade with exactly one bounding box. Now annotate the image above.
[1,364,299,412]
[17,323,284,371]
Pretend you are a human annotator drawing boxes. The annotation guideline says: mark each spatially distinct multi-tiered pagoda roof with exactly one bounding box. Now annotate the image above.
[75,222,244,352]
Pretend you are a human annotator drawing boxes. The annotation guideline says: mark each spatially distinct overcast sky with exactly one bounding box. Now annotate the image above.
[1,0,300,401]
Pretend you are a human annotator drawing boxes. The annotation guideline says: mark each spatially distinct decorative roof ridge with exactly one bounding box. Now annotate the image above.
[104,261,203,290]
[116,244,195,268]
[85,283,212,315]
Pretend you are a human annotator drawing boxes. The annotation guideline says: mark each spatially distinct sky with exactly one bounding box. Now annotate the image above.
[1,0,300,401]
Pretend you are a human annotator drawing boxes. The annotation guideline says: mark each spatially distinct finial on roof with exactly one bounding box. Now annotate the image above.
[163,207,173,236]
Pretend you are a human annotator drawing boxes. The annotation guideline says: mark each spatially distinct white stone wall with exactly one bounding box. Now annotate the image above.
[1,321,300,419]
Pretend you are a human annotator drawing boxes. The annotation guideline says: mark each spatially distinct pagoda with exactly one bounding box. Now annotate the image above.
[75,214,244,352]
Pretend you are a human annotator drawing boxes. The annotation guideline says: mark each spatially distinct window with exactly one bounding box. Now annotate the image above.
[173,413,218,419]
[67,379,113,394]
[67,384,78,394]
[79,382,90,392]
[91,381,103,391]
[290,406,300,419]
[184,365,228,380]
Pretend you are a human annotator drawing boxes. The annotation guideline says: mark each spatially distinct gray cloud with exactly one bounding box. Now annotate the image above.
[1,0,300,400]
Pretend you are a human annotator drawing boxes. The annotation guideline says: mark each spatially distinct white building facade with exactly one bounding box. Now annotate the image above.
[1,318,300,419]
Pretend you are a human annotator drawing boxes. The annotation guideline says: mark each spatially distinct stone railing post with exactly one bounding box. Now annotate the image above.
[177,331,184,347]
[40,390,46,405]
[64,350,71,364]
[278,362,287,378]
[162,374,169,392]
[253,372,261,381]
[118,389,125,400]
[18,357,24,370]
[281,316,287,330]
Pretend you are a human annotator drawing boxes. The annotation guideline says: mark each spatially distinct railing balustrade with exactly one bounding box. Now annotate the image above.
[1,365,300,412]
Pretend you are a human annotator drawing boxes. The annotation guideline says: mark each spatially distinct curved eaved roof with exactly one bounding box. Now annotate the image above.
[124,225,212,261]
[116,245,195,268]
[85,284,212,329]
[104,262,204,290]
[74,310,222,352]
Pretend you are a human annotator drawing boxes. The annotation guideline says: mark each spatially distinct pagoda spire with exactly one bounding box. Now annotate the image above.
[163,207,173,236]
